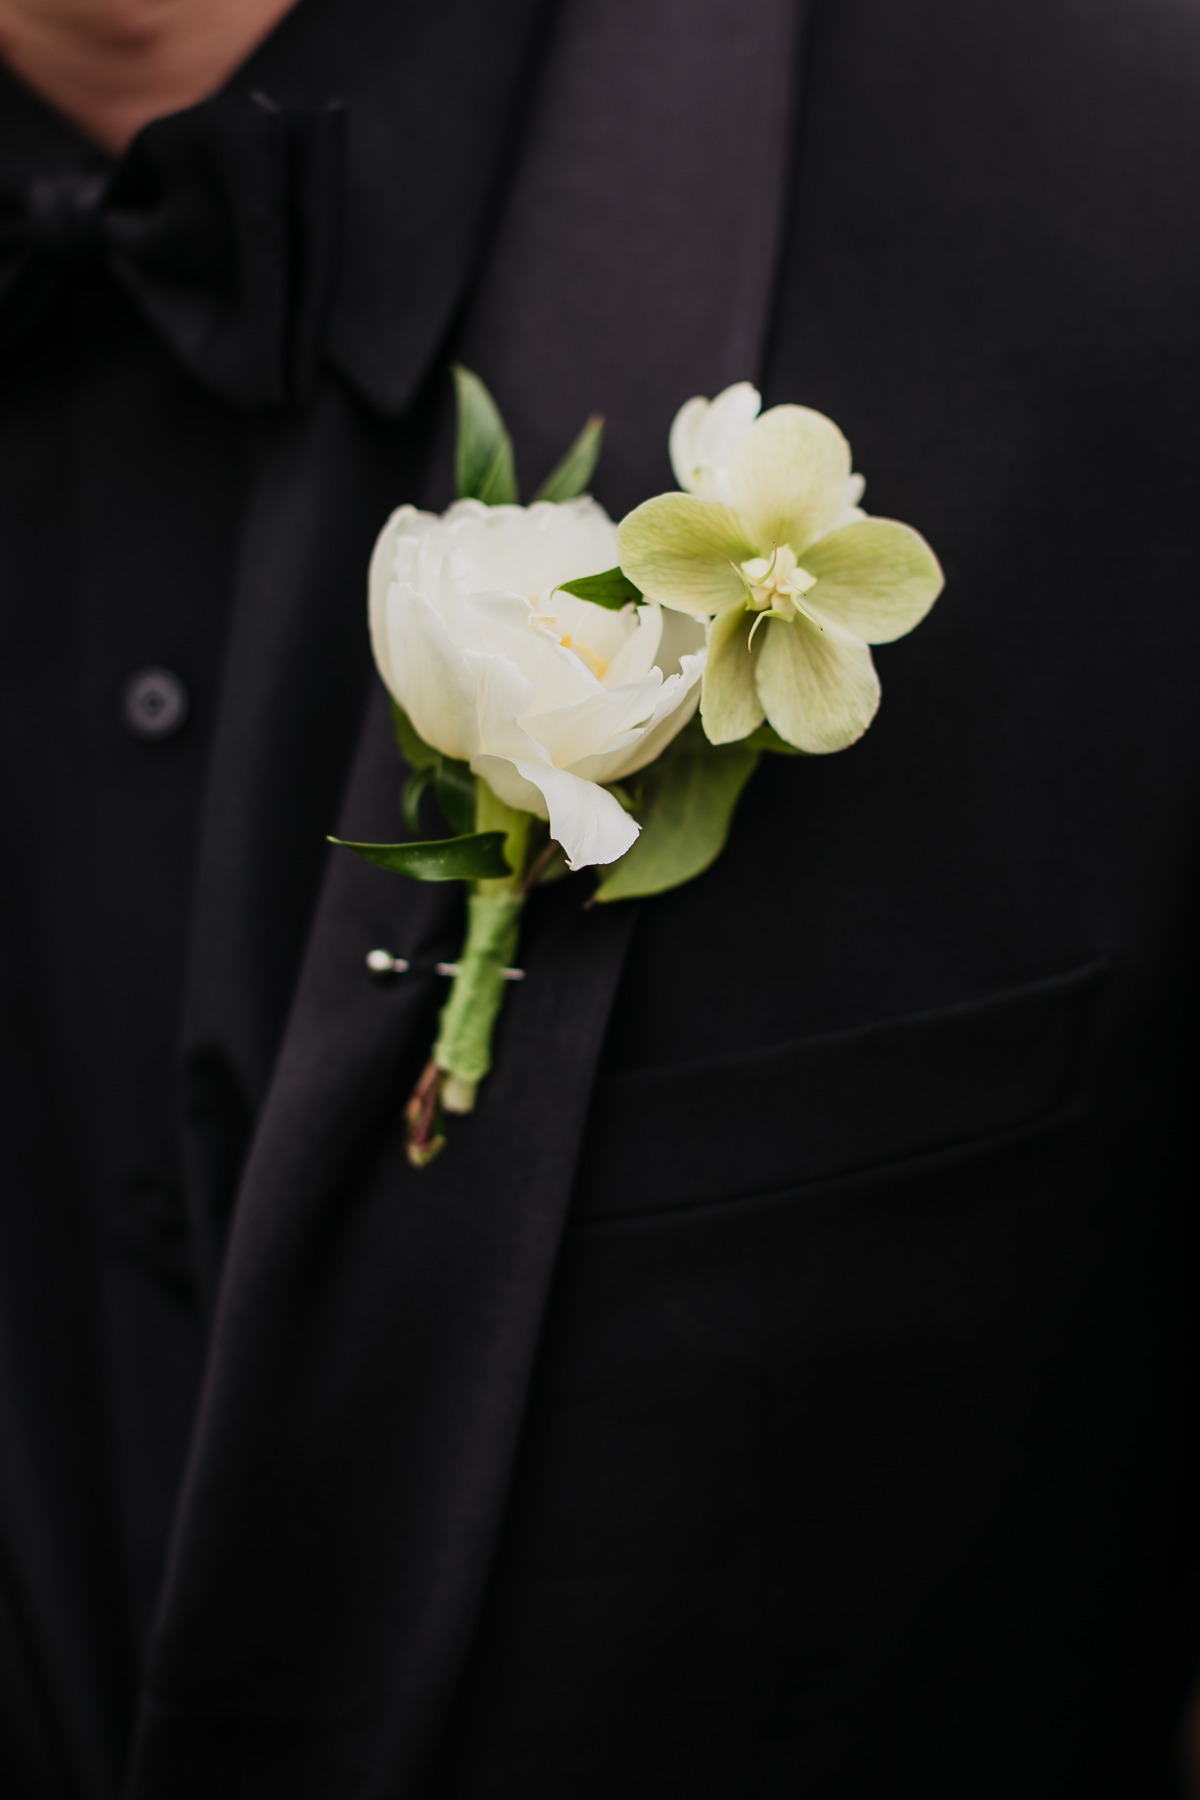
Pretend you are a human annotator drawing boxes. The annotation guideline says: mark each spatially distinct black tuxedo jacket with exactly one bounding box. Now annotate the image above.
[4,1,1200,1796]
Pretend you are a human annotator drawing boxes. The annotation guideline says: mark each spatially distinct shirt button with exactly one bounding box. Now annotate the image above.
[119,667,189,741]
[128,1170,189,1244]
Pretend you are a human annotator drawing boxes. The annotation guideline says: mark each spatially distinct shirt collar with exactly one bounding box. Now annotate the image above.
[232,0,557,415]
[0,0,556,417]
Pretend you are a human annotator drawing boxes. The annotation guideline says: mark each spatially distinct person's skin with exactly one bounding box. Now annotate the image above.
[0,0,301,153]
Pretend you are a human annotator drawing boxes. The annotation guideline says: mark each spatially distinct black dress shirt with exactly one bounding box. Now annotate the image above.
[0,58,252,1758]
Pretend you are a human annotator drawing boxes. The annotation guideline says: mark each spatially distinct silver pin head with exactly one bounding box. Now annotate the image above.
[366,949,409,976]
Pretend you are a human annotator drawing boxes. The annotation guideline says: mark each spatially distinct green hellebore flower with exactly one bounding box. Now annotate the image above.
[617,397,945,753]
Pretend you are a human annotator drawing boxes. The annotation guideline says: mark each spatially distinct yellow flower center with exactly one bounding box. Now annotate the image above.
[739,544,817,622]
[558,633,610,681]
[530,601,611,681]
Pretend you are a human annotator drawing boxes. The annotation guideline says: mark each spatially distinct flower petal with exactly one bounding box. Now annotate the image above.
[728,405,854,555]
[700,605,764,744]
[441,495,619,605]
[469,754,546,822]
[669,382,762,499]
[543,590,651,677]
[368,505,438,696]
[754,614,881,754]
[469,655,639,868]
[601,604,664,688]
[618,494,755,617]
[384,587,485,762]
[448,588,599,709]
[530,668,669,767]
[802,519,944,644]
[573,648,705,783]
[501,755,640,870]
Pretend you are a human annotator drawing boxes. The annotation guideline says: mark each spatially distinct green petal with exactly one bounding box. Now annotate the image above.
[754,615,881,754]
[618,494,755,617]
[728,405,853,555]
[700,607,764,744]
[802,519,944,644]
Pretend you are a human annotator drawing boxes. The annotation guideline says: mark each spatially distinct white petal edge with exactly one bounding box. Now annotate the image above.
[669,383,762,499]
[368,505,438,696]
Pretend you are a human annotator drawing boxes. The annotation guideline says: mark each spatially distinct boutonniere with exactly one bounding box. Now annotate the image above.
[334,370,943,1164]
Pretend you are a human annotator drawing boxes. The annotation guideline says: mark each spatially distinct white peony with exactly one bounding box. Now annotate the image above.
[368,497,705,870]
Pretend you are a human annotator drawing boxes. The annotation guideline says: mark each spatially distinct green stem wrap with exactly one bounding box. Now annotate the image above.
[433,888,526,1112]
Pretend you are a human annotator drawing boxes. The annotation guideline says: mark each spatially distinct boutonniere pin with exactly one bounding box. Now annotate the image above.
[333,371,943,1164]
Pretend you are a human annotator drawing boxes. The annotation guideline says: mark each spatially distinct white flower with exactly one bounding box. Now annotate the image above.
[669,381,866,523]
[669,382,763,501]
[369,497,705,870]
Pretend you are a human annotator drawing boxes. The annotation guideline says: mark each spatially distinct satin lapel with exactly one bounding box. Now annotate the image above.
[129,686,638,1798]
[455,0,808,514]
[175,0,561,1288]
[133,1,808,1793]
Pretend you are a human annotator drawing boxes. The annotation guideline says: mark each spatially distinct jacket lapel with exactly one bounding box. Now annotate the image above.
[131,684,640,1798]
[132,1,806,1792]
[456,0,807,513]
[176,0,559,1294]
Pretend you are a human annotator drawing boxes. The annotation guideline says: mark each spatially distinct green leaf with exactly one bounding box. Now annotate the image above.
[743,724,810,756]
[557,566,643,611]
[453,365,518,506]
[531,414,605,503]
[605,780,642,816]
[434,760,477,836]
[594,737,759,904]
[402,765,436,833]
[390,700,439,771]
[329,832,512,882]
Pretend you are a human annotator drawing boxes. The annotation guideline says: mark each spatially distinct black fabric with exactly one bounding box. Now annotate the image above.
[0,0,556,1790]
[0,92,343,409]
[577,960,1110,1216]
[2,0,1200,1797]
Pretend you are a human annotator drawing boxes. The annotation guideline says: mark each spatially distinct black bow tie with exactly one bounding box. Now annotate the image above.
[0,90,344,410]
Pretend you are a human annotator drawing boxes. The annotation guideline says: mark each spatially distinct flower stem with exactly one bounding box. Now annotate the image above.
[476,780,532,892]
[403,782,533,1165]
[431,887,525,1114]
[404,1058,446,1168]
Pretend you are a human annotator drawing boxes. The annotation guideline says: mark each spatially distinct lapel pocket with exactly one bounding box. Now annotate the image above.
[575,960,1109,1220]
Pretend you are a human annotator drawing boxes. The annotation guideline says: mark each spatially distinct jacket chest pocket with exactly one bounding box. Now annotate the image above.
[573,959,1108,1221]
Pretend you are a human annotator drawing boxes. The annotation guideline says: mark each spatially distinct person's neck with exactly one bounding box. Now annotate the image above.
[0,0,301,154]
